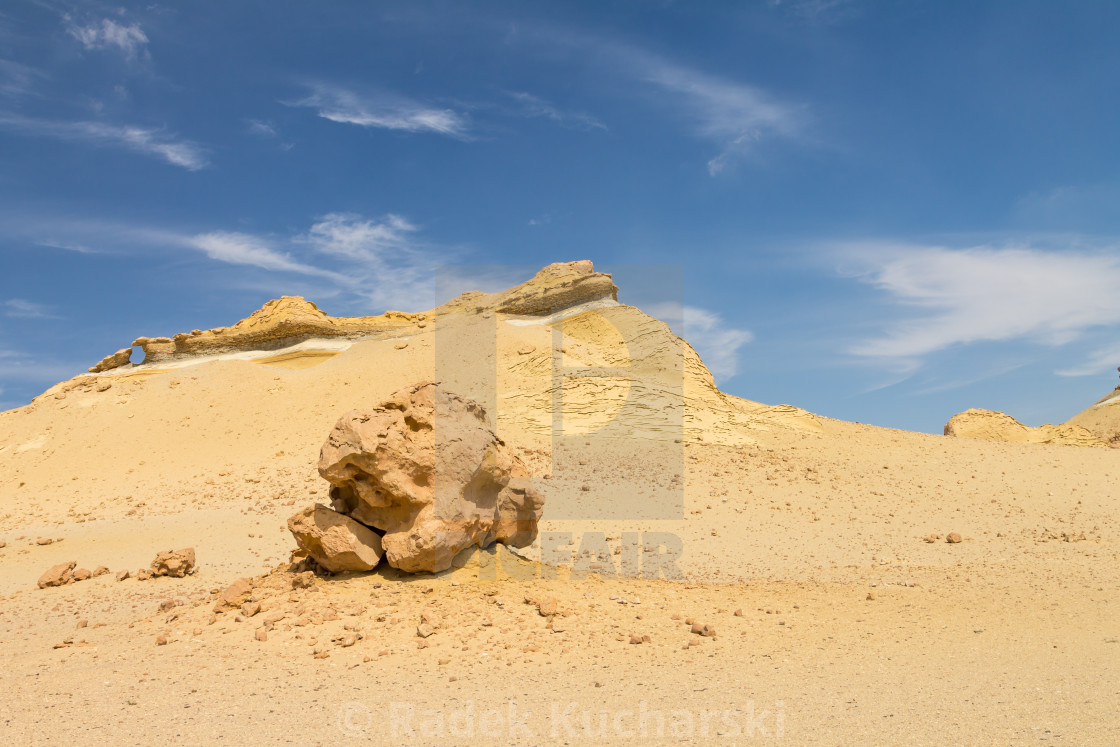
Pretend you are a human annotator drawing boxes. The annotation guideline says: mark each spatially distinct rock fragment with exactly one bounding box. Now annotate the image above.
[38,561,77,588]
[287,505,383,573]
[214,578,253,612]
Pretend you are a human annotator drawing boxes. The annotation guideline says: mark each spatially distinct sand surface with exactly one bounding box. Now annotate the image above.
[2,267,1118,744]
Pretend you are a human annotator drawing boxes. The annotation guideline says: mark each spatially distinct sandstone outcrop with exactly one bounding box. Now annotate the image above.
[287,505,384,573]
[150,548,196,577]
[944,408,1107,448]
[89,347,132,374]
[90,260,618,370]
[310,381,545,573]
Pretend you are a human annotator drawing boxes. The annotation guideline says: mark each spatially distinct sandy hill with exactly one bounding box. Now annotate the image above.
[1066,381,1120,446]
[944,375,1120,448]
[2,260,1119,744]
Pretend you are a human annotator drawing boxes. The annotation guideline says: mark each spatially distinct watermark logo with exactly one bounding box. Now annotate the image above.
[336,701,373,738]
[337,699,786,740]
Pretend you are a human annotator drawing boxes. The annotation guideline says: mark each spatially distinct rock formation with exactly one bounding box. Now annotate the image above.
[299,381,545,573]
[287,505,384,573]
[89,348,132,374]
[944,408,1107,448]
[89,260,619,370]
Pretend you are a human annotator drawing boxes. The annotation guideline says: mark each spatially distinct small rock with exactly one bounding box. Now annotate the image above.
[923,534,940,543]
[339,633,358,648]
[92,566,110,577]
[946,532,962,544]
[136,569,152,581]
[690,622,716,637]
[241,601,262,617]
[866,592,876,601]
[214,578,253,612]
[36,537,55,546]
[116,569,130,582]
[37,561,77,589]
[72,568,92,582]
[155,635,168,646]
[255,629,268,642]
[77,620,88,628]
[733,609,743,617]
[536,597,558,617]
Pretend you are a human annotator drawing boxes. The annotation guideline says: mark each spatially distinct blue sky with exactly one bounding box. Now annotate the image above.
[2,0,1120,433]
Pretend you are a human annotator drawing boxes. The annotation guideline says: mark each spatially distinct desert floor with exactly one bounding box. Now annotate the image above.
[3,417,1118,745]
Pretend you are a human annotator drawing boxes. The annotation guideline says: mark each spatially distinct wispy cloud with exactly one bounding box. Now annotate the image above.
[289,83,470,138]
[0,59,45,98]
[648,302,754,380]
[4,299,57,319]
[504,91,606,131]
[301,213,441,310]
[3,212,452,314]
[841,243,1120,367]
[0,114,208,170]
[1056,343,1120,378]
[636,56,804,175]
[245,118,294,150]
[515,28,805,174]
[66,18,149,60]
[188,232,345,280]
[767,0,862,24]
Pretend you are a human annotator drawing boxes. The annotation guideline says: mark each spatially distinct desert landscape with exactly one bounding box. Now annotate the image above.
[1,261,1117,744]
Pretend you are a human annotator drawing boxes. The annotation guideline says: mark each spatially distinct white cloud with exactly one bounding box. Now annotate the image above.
[504,91,606,131]
[648,302,754,380]
[843,243,1120,364]
[189,232,344,280]
[301,213,440,311]
[67,18,149,59]
[304,213,418,261]
[1,211,448,314]
[1056,344,1120,378]
[0,114,208,170]
[4,299,56,319]
[290,83,470,138]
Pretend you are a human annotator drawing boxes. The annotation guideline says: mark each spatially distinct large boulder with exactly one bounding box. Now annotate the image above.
[287,505,384,573]
[316,381,545,573]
